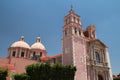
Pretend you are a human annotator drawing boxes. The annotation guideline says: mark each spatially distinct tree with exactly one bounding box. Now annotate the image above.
[0,69,8,80]
[13,63,76,80]
[26,63,76,80]
[26,63,51,80]
[13,73,30,80]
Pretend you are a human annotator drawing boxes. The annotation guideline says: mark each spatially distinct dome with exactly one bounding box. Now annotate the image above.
[10,36,30,49]
[31,37,46,50]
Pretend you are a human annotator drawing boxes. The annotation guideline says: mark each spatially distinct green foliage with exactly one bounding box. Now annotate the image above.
[26,63,51,80]
[26,63,76,80]
[13,73,30,80]
[13,63,76,80]
[114,79,120,80]
[0,69,8,80]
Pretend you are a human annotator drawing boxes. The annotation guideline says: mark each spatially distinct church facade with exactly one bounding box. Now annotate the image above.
[0,9,113,80]
[62,9,113,80]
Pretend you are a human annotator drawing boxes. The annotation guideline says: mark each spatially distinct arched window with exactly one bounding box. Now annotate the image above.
[79,29,81,35]
[75,28,77,34]
[98,75,103,80]
[65,30,67,36]
[74,17,76,22]
[21,52,25,57]
[12,51,16,57]
[40,52,42,57]
[95,52,100,63]
[33,52,36,56]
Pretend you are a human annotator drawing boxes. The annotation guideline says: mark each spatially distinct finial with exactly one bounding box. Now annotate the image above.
[20,36,24,41]
[36,36,41,42]
[69,4,74,14]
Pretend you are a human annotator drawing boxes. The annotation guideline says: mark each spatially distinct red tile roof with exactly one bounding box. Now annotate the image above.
[40,56,49,61]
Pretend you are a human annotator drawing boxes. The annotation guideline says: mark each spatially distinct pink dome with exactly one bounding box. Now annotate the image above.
[31,37,46,50]
[10,36,30,49]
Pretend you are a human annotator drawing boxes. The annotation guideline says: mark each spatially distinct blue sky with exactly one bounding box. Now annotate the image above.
[0,0,120,75]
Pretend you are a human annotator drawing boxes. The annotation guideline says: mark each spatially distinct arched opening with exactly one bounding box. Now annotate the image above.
[12,51,16,57]
[74,27,77,34]
[40,52,42,57]
[21,52,25,57]
[95,52,100,63]
[98,75,103,80]
[79,29,81,36]
[33,52,36,56]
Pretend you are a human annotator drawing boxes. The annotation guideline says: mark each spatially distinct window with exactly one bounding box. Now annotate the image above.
[21,52,24,57]
[53,58,56,63]
[74,17,76,22]
[33,52,36,56]
[92,31,95,38]
[95,52,100,63]
[79,30,81,35]
[40,52,42,57]
[75,28,77,34]
[12,51,16,57]
[65,30,67,36]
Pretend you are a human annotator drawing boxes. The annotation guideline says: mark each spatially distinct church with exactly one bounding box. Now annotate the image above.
[0,8,113,80]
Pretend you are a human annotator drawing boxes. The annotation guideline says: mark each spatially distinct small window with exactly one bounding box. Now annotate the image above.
[21,52,24,57]
[74,17,76,22]
[95,52,100,63]
[65,30,67,36]
[12,51,16,57]
[92,31,95,37]
[40,52,42,57]
[75,28,77,34]
[53,58,56,63]
[33,52,36,56]
[79,30,81,35]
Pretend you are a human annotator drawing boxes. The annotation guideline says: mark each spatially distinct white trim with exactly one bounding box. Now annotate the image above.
[24,50,26,58]
[72,36,75,66]
[19,49,21,57]
[106,48,113,80]
[83,39,87,80]
[16,49,18,57]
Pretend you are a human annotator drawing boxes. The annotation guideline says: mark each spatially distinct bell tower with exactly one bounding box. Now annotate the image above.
[62,9,87,80]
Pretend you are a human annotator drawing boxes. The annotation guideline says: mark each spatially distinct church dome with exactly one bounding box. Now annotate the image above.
[31,37,46,50]
[11,36,30,49]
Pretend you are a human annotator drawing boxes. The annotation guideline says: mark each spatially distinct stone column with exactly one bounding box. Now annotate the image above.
[106,48,113,80]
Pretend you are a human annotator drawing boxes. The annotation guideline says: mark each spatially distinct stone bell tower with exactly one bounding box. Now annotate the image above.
[62,8,87,80]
